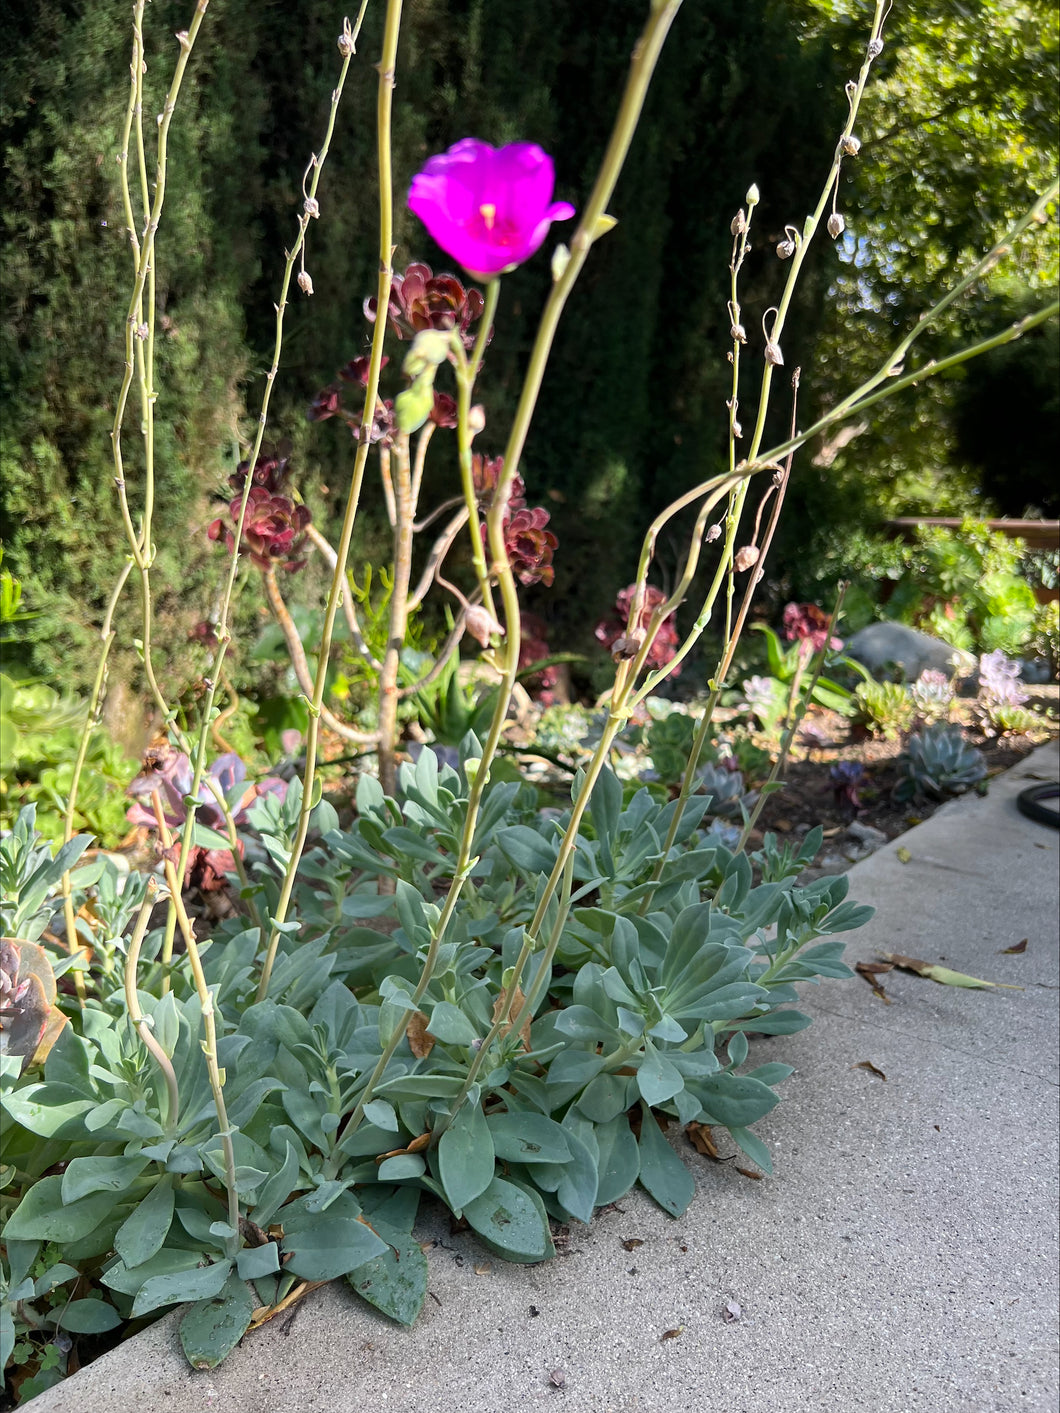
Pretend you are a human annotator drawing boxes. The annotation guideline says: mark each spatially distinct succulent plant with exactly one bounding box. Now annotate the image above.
[696,760,758,819]
[854,679,915,740]
[893,722,987,803]
[910,668,955,721]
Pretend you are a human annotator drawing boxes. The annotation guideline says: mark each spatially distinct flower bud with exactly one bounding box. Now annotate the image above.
[734,545,759,573]
[464,604,504,648]
[297,269,315,295]
[402,328,452,378]
[395,378,436,434]
[841,134,861,156]
[731,208,747,236]
[827,212,845,239]
[746,183,760,206]
[468,404,486,435]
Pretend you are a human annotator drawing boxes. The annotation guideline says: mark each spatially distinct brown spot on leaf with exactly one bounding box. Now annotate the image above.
[406,1010,435,1059]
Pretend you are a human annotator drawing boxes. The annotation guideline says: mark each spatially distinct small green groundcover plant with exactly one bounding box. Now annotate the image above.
[2,0,1057,1395]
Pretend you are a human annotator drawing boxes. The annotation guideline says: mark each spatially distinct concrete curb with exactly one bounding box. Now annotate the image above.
[27,742,1060,1413]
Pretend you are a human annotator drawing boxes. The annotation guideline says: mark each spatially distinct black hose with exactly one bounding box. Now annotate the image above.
[1017,782,1060,828]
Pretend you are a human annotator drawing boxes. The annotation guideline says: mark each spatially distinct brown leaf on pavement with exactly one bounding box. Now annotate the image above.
[735,1165,764,1180]
[659,1326,685,1341]
[622,1238,645,1251]
[1000,938,1029,955]
[855,960,893,1003]
[853,1060,887,1082]
[685,1121,721,1159]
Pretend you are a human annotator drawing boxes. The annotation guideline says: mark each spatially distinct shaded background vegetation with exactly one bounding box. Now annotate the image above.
[2,0,1057,710]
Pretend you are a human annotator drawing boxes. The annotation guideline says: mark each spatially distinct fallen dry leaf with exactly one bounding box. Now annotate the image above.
[853,1060,887,1082]
[659,1326,685,1342]
[406,1011,435,1059]
[685,1121,721,1160]
[1000,938,1029,955]
[735,1165,764,1180]
[548,1369,566,1389]
[880,952,1022,991]
[622,1238,645,1251]
[723,1299,743,1323]
[492,986,533,1052]
[473,1262,492,1276]
[856,959,893,1003]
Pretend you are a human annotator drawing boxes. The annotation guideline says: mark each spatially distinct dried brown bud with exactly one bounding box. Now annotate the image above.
[765,339,784,367]
[337,30,355,56]
[134,321,149,341]
[611,632,644,662]
[303,197,320,219]
[730,322,747,344]
[732,420,743,439]
[705,523,722,543]
[734,545,760,573]
[297,270,315,296]
[867,38,883,60]
[731,208,747,236]
[776,238,795,260]
[827,212,846,239]
[464,604,504,648]
[841,134,862,157]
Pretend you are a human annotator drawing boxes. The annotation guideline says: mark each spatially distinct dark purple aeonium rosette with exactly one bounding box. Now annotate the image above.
[408,139,575,280]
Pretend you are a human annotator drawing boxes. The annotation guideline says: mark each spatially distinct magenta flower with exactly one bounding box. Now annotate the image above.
[408,139,575,279]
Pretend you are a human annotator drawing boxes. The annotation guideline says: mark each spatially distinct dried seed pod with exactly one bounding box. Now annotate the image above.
[706,523,722,543]
[730,322,747,343]
[297,269,315,295]
[303,197,320,219]
[776,238,795,260]
[765,339,784,367]
[868,37,884,59]
[827,212,846,239]
[337,29,355,55]
[732,420,743,439]
[731,208,747,236]
[734,545,760,572]
[841,134,862,156]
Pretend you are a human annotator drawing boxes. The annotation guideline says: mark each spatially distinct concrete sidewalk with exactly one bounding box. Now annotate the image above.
[31,743,1060,1413]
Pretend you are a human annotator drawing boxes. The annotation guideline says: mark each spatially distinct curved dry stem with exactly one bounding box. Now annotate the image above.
[262,567,377,745]
[123,881,180,1133]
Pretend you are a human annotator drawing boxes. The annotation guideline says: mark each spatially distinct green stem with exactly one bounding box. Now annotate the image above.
[257,0,401,1003]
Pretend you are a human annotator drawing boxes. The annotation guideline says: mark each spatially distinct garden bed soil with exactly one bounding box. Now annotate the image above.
[749,688,1058,858]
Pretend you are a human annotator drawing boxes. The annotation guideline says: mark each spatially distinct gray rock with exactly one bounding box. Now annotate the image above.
[843,621,976,681]
[846,820,888,849]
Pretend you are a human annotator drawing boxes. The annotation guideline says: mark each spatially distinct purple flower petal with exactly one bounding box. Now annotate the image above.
[408,139,575,278]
